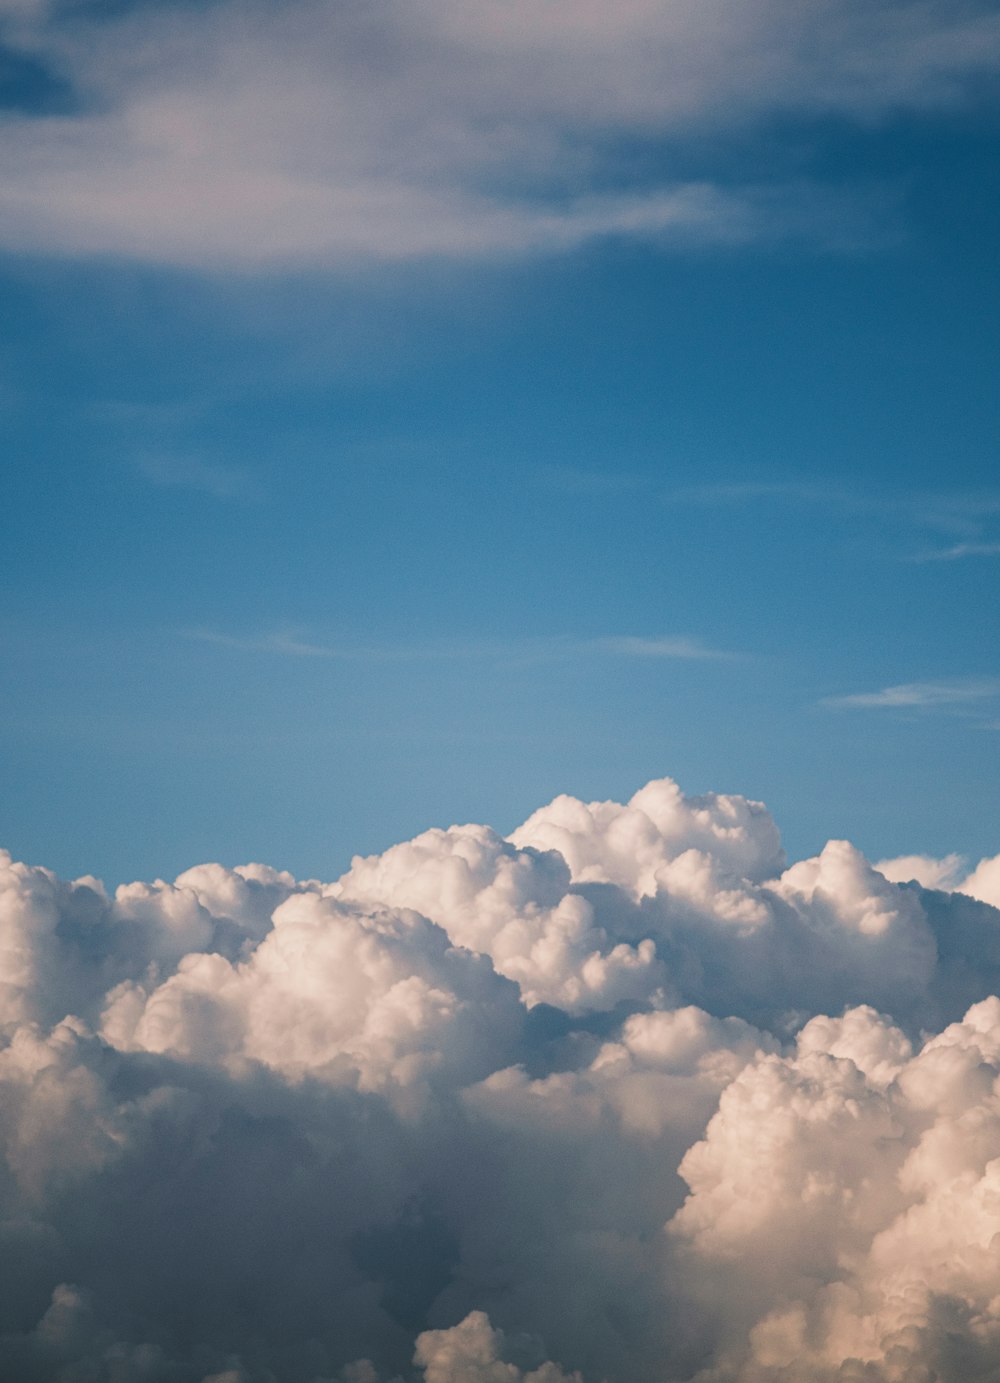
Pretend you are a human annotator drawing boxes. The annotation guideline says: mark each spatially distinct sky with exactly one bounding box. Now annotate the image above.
[2,0,1000,886]
[6,5,1000,1381]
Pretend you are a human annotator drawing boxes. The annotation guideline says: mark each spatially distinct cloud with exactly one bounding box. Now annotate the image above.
[533,467,649,498]
[664,482,1000,546]
[670,999,1000,1380]
[0,0,998,267]
[957,852,1000,910]
[822,678,1000,709]
[183,627,357,659]
[877,846,1000,909]
[134,455,259,501]
[183,627,736,664]
[908,541,1000,562]
[5,778,1000,1379]
[875,851,966,890]
[411,1312,581,1383]
[582,636,734,660]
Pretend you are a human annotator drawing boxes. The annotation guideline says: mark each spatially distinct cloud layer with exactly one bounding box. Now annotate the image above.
[1,0,999,265]
[4,776,1000,1380]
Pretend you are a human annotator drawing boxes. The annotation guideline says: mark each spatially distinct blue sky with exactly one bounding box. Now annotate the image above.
[2,0,999,884]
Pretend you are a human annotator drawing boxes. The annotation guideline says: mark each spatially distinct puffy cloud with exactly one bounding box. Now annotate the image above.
[875,852,966,891]
[332,820,665,1013]
[509,778,785,894]
[1,776,1000,1380]
[413,1311,581,1383]
[102,893,523,1099]
[670,997,1000,1380]
[876,848,1000,911]
[959,852,1000,910]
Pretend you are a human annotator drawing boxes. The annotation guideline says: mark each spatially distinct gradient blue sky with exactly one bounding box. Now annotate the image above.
[2,0,999,884]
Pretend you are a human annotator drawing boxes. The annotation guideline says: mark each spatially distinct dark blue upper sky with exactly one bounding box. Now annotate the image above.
[2,0,999,883]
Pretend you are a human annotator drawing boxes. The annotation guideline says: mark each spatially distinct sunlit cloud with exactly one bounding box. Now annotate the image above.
[5,776,1000,1379]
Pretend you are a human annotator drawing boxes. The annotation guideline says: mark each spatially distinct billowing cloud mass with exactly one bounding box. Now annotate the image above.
[0,0,998,265]
[4,776,1000,1381]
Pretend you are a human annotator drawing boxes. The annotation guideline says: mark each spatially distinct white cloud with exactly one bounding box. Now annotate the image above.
[582,635,734,660]
[101,892,523,1101]
[3,777,1000,1379]
[670,998,1000,1380]
[875,851,966,890]
[333,818,667,1013]
[0,0,998,266]
[958,852,1000,910]
[823,678,1000,709]
[183,627,736,666]
[910,541,1000,562]
[875,847,1000,914]
[134,455,259,501]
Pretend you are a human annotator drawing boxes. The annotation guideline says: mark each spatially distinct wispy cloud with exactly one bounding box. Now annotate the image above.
[664,481,1000,541]
[183,628,735,663]
[907,541,1000,563]
[135,455,260,502]
[664,481,828,507]
[185,629,350,658]
[822,679,1000,710]
[535,466,650,497]
[583,635,734,660]
[0,0,998,267]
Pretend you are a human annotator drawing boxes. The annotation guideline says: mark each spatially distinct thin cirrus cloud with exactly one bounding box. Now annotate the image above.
[586,634,735,660]
[0,0,998,267]
[908,541,1000,562]
[664,481,1000,540]
[823,678,1000,710]
[134,454,260,501]
[183,627,735,662]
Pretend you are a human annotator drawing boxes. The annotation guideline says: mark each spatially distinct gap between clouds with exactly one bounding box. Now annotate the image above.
[184,629,1000,727]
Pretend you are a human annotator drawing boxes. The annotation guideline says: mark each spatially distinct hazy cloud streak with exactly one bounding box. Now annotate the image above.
[822,678,1000,709]
[0,0,998,266]
[182,628,737,663]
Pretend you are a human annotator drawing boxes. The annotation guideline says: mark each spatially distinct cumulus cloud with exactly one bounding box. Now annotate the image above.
[958,853,1000,910]
[411,1311,580,1383]
[876,848,1000,910]
[0,0,998,266]
[671,999,1000,1381]
[4,777,1000,1380]
[875,852,966,890]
